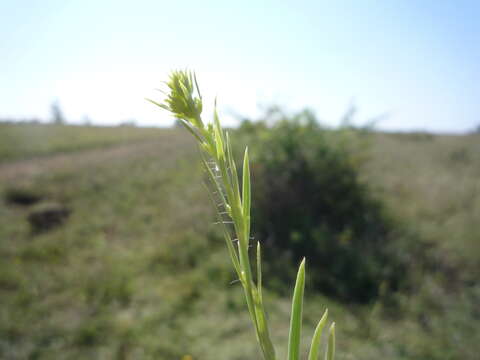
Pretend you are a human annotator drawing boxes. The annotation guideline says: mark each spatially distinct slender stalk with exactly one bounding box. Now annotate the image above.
[149,70,336,360]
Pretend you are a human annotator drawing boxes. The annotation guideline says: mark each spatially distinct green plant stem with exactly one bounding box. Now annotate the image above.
[150,70,335,360]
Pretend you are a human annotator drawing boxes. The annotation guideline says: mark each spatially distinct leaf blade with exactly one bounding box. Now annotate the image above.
[242,147,251,234]
[287,258,306,360]
[257,241,262,303]
[325,323,336,360]
[307,309,328,360]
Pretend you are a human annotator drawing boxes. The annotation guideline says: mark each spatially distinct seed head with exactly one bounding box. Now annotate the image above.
[160,70,203,129]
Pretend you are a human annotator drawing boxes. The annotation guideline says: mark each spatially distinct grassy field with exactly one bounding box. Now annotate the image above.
[0,122,166,163]
[0,124,478,359]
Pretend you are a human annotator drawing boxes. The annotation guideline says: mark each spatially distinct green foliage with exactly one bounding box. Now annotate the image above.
[238,111,412,303]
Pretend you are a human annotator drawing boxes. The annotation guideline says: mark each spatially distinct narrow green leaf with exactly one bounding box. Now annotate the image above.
[256,241,262,302]
[226,132,242,213]
[222,229,241,278]
[252,285,276,360]
[230,155,242,209]
[242,147,251,232]
[202,183,241,275]
[200,157,227,212]
[177,119,203,143]
[217,159,239,231]
[145,98,169,111]
[193,71,202,99]
[213,100,224,139]
[325,323,335,360]
[307,309,329,360]
[287,258,306,360]
[214,123,224,160]
[179,81,190,100]
[236,247,261,345]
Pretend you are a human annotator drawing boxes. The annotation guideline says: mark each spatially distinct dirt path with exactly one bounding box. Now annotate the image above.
[0,134,194,183]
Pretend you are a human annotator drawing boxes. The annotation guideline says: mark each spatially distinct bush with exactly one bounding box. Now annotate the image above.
[238,109,412,303]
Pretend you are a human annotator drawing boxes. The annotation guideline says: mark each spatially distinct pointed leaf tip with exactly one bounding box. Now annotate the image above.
[307,309,329,360]
[287,258,306,360]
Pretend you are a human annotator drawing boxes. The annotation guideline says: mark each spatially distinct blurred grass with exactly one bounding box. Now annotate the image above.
[0,124,479,359]
[0,122,165,162]
[363,132,480,271]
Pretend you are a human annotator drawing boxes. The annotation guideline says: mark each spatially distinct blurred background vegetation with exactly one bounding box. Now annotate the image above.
[1,111,479,359]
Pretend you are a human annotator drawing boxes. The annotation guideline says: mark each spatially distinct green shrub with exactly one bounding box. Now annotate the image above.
[239,110,411,303]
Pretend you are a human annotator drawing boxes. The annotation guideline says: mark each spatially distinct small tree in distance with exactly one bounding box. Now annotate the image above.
[51,100,66,125]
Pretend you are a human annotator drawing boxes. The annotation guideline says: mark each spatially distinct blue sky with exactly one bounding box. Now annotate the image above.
[1,1,479,132]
